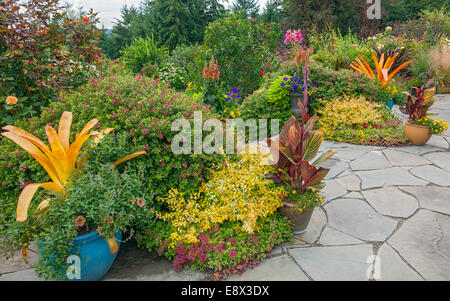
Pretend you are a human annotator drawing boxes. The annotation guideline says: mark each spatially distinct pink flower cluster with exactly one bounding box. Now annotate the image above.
[283,29,304,45]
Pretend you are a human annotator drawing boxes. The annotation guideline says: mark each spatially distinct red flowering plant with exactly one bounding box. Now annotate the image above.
[201,56,225,113]
[267,61,336,211]
[0,0,104,126]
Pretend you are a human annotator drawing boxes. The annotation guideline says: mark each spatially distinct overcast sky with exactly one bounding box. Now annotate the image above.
[65,0,270,29]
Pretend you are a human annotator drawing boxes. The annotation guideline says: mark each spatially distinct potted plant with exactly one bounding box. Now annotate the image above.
[0,112,147,280]
[400,72,448,145]
[267,63,336,234]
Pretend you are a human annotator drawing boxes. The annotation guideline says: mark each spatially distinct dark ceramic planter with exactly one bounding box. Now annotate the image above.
[280,206,314,234]
[290,92,309,117]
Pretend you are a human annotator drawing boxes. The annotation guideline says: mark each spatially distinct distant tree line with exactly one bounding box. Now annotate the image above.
[99,0,448,58]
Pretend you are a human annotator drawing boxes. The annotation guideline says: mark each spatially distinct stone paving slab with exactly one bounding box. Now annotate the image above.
[288,245,374,281]
[325,198,398,242]
[355,167,429,189]
[383,149,432,167]
[399,186,450,215]
[362,187,419,218]
[388,210,450,281]
[227,255,310,281]
[318,227,364,246]
[376,243,424,281]
[410,165,450,186]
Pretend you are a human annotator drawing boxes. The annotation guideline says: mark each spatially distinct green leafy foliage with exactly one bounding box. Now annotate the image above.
[120,36,169,73]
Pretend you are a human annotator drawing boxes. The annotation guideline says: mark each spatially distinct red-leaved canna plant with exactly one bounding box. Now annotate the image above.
[267,61,336,198]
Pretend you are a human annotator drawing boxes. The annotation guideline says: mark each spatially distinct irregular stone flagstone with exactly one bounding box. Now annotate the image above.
[362,187,419,218]
[410,165,450,186]
[0,250,38,275]
[426,135,449,149]
[104,241,204,281]
[356,167,428,189]
[298,207,327,244]
[332,148,368,162]
[423,151,450,173]
[336,174,361,191]
[393,145,445,156]
[383,149,431,167]
[388,210,450,281]
[333,143,385,152]
[350,151,392,171]
[228,255,309,281]
[319,227,364,246]
[288,245,374,281]
[376,243,423,281]
[400,186,450,215]
[319,159,349,180]
[0,269,40,281]
[325,198,398,241]
[344,191,364,199]
[321,180,348,203]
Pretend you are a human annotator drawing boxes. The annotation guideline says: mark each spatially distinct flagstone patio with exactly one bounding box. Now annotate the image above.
[1,94,449,281]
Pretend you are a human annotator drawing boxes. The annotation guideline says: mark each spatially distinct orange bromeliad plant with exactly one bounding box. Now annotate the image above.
[350,53,414,87]
[1,111,146,254]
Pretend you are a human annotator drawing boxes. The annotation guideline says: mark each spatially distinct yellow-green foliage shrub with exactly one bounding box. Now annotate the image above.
[317,96,384,134]
[157,153,287,247]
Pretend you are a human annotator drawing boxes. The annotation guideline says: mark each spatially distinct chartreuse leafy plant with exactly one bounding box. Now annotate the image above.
[1,111,146,255]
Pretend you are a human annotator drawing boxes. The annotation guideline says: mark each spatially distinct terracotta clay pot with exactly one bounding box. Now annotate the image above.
[403,122,431,146]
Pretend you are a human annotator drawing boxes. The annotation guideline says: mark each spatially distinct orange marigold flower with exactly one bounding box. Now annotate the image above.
[5,96,18,105]
[74,216,86,227]
[137,198,146,207]
[38,29,47,35]
[82,16,89,22]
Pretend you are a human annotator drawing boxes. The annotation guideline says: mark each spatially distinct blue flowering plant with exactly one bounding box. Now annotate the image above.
[222,88,242,116]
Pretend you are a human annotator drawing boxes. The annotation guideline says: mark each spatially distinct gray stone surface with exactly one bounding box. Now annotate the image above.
[410,165,450,186]
[356,167,428,189]
[393,145,445,156]
[336,173,361,191]
[228,255,310,281]
[426,135,449,149]
[388,210,450,281]
[332,147,368,162]
[0,250,38,275]
[400,186,450,215]
[319,227,364,246]
[298,207,327,244]
[344,191,364,199]
[383,149,431,167]
[350,151,392,171]
[362,187,419,218]
[319,159,349,180]
[104,241,204,281]
[423,151,450,173]
[0,268,41,281]
[288,245,374,281]
[376,244,423,281]
[325,198,398,241]
[321,180,348,203]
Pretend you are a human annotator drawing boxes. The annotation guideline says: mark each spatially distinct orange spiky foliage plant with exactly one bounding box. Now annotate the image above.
[350,53,414,87]
[1,111,146,254]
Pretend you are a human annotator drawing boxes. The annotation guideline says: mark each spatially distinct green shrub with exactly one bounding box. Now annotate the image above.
[204,15,281,96]
[0,63,224,223]
[158,62,188,89]
[120,36,169,73]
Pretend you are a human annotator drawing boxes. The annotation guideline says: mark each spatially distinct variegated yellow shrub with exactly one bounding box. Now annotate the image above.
[158,153,287,247]
[317,96,384,137]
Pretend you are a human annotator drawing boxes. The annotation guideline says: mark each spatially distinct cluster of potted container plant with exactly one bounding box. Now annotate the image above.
[400,71,448,145]
[267,61,335,233]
